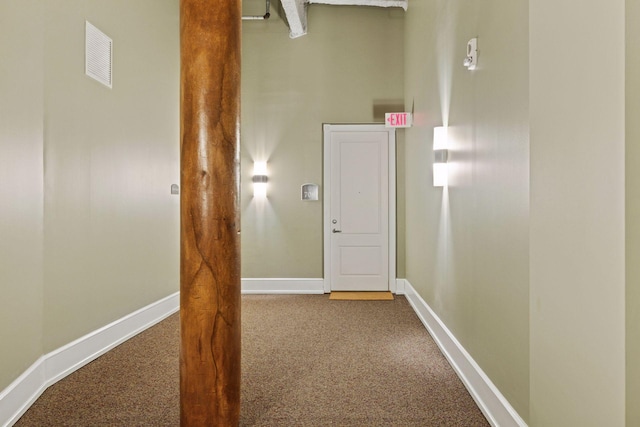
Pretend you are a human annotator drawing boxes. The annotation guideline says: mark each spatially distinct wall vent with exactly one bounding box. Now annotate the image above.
[85,21,112,88]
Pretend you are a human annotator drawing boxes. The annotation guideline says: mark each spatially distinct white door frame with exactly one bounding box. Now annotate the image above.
[322,123,396,293]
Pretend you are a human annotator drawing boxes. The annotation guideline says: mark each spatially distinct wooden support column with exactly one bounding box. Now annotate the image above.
[180,0,241,425]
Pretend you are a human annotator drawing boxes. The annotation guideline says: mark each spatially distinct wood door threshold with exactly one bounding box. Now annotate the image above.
[329,291,394,301]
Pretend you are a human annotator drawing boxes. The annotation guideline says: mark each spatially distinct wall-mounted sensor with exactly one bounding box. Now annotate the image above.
[463,38,478,70]
[171,184,180,195]
[301,183,319,201]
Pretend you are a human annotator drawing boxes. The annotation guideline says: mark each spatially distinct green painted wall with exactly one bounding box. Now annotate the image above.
[627,0,640,425]
[529,1,626,425]
[241,3,405,278]
[403,0,530,421]
[0,0,45,391]
[42,0,180,352]
[0,0,179,388]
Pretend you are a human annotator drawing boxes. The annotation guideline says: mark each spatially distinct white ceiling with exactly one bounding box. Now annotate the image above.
[280,0,408,38]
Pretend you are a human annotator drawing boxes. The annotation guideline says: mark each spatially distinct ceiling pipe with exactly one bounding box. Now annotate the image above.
[242,0,271,20]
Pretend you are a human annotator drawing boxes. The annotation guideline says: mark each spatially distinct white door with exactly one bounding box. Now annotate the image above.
[323,124,396,292]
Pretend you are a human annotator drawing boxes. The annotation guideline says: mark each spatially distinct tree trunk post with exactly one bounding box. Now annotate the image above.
[180,0,241,425]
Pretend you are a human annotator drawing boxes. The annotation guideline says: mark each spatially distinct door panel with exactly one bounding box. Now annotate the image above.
[339,141,381,234]
[329,130,389,291]
[339,246,382,275]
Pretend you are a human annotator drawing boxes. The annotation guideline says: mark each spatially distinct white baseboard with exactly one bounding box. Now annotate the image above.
[395,278,407,295]
[0,358,46,427]
[0,292,179,427]
[403,281,527,427]
[241,278,325,294]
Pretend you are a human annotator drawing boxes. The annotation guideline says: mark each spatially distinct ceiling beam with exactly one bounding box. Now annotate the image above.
[309,0,407,9]
[280,0,407,38]
[281,0,308,38]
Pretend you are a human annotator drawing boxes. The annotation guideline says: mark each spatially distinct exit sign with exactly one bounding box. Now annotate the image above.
[385,112,412,128]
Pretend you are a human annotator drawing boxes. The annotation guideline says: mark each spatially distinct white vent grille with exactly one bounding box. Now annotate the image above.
[85,21,112,88]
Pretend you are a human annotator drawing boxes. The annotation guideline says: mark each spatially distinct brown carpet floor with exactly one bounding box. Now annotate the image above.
[15,295,489,426]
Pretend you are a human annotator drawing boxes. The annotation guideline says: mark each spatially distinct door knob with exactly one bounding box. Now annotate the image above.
[332,229,342,233]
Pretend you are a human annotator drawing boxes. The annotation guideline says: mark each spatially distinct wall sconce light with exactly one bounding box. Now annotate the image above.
[433,126,449,187]
[252,161,268,197]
